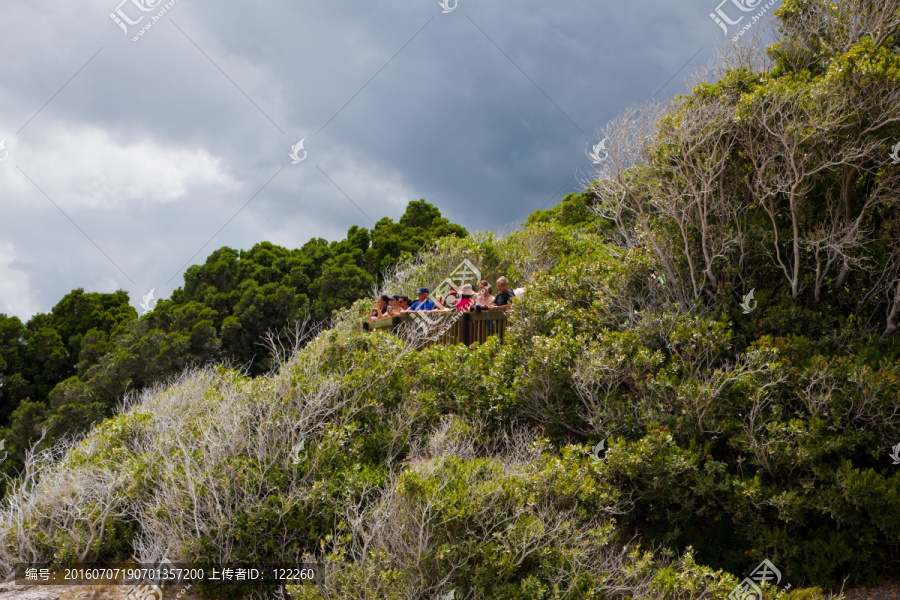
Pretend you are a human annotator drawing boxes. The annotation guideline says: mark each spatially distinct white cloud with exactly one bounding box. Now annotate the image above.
[0,243,39,319]
[316,146,416,221]
[2,126,238,210]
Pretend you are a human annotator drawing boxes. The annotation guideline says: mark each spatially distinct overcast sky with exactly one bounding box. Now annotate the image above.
[0,0,779,320]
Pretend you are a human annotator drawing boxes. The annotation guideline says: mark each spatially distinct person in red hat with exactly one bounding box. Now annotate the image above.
[455,283,476,312]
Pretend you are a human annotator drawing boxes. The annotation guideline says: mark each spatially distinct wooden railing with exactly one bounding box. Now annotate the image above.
[362,311,508,348]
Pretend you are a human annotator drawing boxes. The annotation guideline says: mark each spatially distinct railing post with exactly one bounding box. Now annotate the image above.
[391,316,401,334]
[461,312,470,346]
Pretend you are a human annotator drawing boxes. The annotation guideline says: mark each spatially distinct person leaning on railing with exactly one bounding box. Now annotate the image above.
[455,284,475,312]
[406,287,436,312]
[432,294,453,312]
[369,294,392,321]
[474,280,494,309]
[388,294,402,315]
[492,277,515,310]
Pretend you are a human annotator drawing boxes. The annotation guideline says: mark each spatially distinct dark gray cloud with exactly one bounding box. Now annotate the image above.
[0,0,778,319]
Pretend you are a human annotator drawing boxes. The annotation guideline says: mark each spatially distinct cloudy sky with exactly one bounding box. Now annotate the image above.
[0,0,779,320]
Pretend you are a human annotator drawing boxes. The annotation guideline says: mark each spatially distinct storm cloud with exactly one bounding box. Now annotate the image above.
[0,0,770,319]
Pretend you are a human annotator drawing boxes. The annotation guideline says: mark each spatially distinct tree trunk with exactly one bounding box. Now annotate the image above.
[790,191,801,297]
[834,263,851,290]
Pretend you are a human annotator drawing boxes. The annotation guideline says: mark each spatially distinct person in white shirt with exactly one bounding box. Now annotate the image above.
[474,279,494,309]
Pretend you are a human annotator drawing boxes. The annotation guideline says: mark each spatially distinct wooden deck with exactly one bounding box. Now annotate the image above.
[363,311,508,348]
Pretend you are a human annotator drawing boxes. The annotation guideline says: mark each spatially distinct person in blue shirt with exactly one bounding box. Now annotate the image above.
[407,287,436,311]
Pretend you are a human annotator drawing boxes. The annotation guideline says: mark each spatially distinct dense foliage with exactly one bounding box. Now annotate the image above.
[1,1,899,598]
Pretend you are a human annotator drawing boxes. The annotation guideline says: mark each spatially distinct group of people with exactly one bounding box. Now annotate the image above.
[369,277,521,321]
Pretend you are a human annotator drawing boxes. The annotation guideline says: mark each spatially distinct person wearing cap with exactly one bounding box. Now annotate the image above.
[388,294,402,315]
[455,283,476,312]
[408,287,436,311]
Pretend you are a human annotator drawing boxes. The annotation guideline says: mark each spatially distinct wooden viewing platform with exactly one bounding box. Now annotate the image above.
[362,311,508,348]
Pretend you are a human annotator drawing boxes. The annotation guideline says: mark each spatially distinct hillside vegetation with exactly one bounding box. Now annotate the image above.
[0,200,465,485]
[2,1,900,598]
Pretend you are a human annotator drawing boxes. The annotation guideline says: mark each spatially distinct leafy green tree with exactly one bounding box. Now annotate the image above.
[368,200,468,276]
[0,399,49,487]
[222,282,307,367]
[20,324,69,404]
[310,254,374,319]
[0,315,29,423]
[46,289,134,358]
